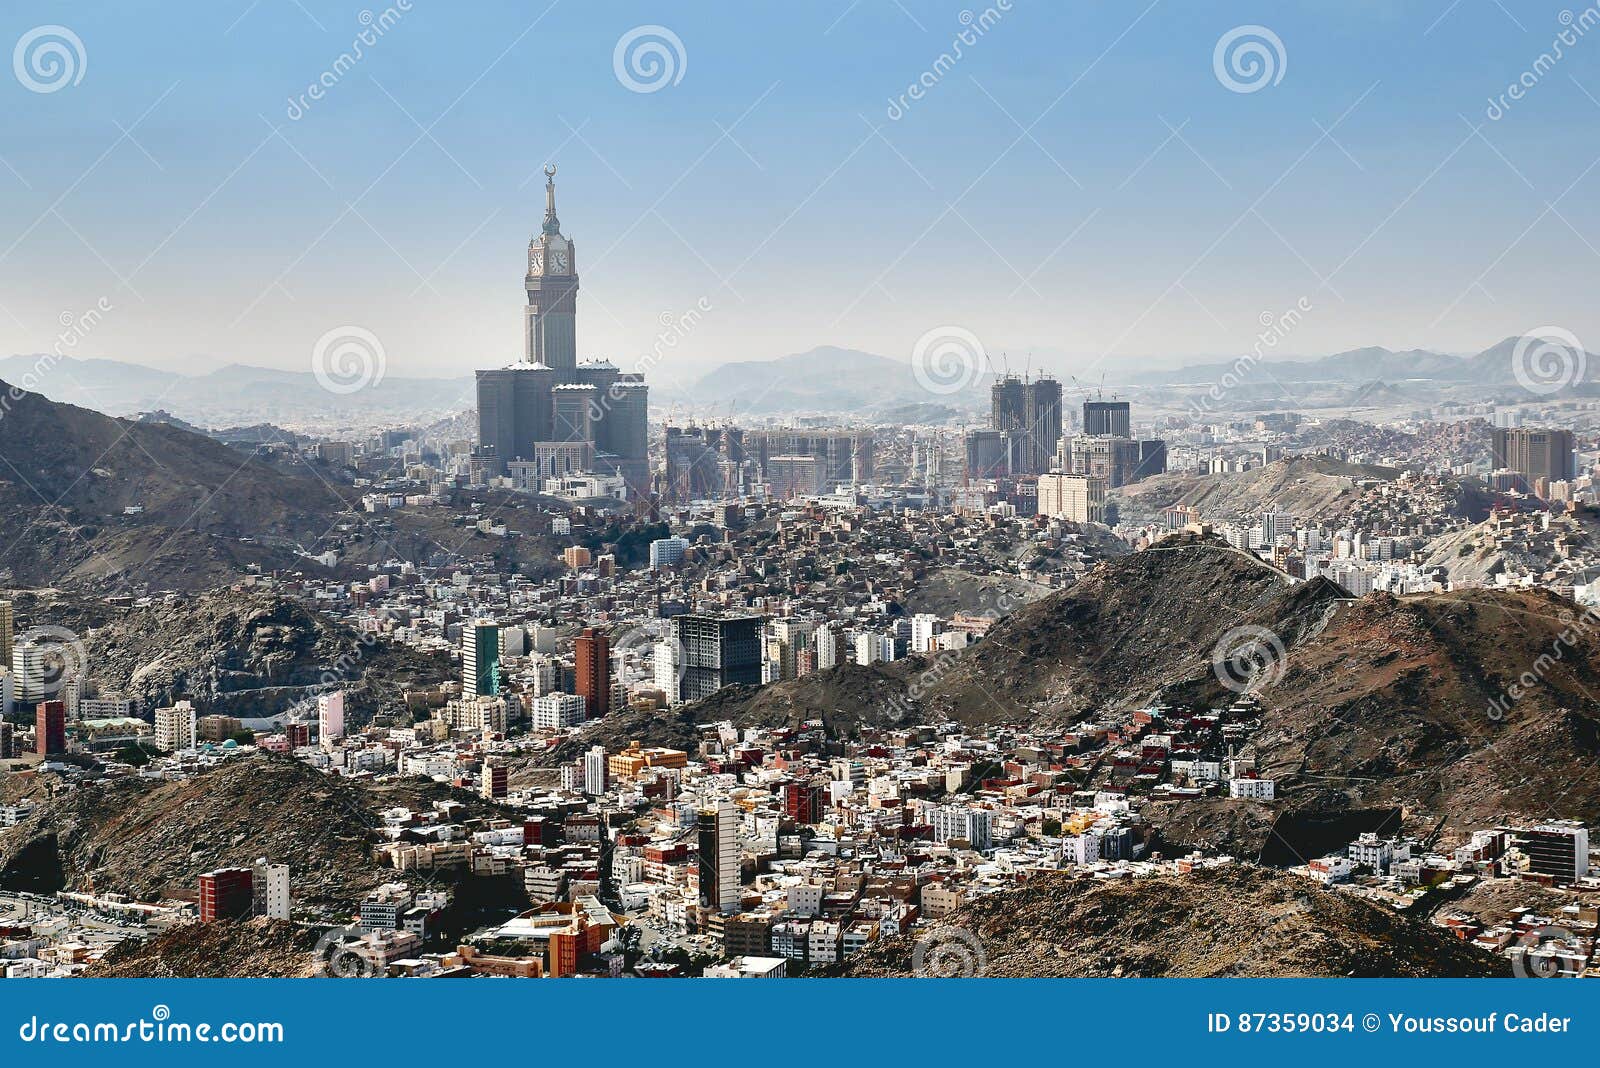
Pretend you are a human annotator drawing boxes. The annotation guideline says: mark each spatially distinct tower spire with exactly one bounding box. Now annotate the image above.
[542,163,561,235]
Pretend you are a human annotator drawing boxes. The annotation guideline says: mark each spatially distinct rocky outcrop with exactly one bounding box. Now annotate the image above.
[831,864,1505,978]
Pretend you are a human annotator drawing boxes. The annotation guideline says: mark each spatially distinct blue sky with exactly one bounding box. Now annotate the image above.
[2,0,1599,384]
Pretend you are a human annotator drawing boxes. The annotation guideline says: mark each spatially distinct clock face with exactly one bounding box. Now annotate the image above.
[530,249,543,272]
[553,250,569,271]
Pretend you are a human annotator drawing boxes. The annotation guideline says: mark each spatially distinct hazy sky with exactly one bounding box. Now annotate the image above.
[3,1,1599,385]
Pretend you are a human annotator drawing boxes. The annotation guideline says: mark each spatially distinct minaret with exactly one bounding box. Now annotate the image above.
[524,163,579,378]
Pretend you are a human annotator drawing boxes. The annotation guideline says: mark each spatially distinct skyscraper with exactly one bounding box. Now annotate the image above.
[1083,400,1131,437]
[1023,376,1063,475]
[1491,427,1575,494]
[574,627,610,719]
[463,619,502,697]
[0,601,12,673]
[583,744,608,795]
[525,164,579,374]
[697,801,740,915]
[674,615,762,702]
[987,375,1061,474]
[12,636,65,705]
[475,166,650,495]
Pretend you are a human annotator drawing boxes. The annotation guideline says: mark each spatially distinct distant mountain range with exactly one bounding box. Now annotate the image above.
[0,356,475,426]
[6,348,979,425]
[9,333,1593,428]
[664,345,992,417]
[1133,337,1600,389]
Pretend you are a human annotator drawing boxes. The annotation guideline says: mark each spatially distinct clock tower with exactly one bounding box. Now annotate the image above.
[525,164,578,378]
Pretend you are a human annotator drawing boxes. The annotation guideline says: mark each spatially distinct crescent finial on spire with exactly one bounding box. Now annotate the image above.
[542,163,560,235]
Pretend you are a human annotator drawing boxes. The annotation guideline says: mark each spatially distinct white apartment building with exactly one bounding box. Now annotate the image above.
[909,614,944,653]
[583,745,607,796]
[786,882,824,918]
[854,631,895,667]
[153,700,197,752]
[653,639,680,704]
[318,690,345,746]
[926,803,993,851]
[1228,777,1276,800]
[1036,473,1107,524]
[254,859,291,920]
[531,692,586,730]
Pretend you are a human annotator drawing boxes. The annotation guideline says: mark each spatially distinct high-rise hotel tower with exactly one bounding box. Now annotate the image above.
[476,165,650,496]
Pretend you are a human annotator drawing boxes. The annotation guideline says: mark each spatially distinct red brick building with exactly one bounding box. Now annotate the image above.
[198,867,254,922]
[35,700,66,756]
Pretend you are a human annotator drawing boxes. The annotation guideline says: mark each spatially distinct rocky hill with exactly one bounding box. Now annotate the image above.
[0,756,500,909]
[80,588,446,723]
[831,864,1504,977]
[0,381,350,590]
[1253,587,1600,833]
[84,918,321,978]
[920,538,1348,721]
[1114,456,1400,525]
